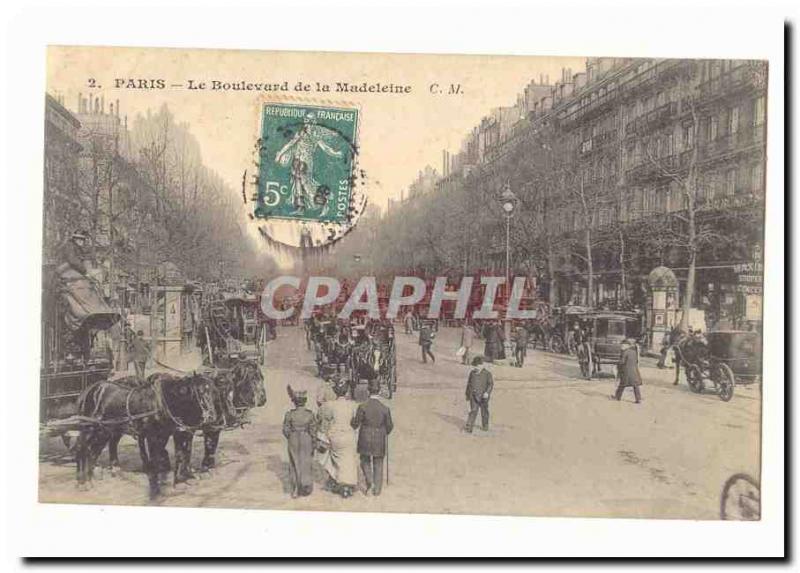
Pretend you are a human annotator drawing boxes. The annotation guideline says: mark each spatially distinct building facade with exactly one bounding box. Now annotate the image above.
[389,57,767,331]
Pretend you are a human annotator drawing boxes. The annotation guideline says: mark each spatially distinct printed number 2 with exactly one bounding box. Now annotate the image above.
[87,78,97,88]
[264,181,287,206]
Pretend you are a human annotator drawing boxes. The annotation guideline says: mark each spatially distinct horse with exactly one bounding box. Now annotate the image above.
[193,359,267,472]
[348,341,383,399]
[75,372,217,498]
[673,336,710,387]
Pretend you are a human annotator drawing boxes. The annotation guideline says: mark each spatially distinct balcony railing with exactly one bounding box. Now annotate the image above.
[625,101,679,136]
[579,130,618,156]
[625,149,692,183]
[559,88,620,128]
[700,124,767,160]
[698,64,753,98]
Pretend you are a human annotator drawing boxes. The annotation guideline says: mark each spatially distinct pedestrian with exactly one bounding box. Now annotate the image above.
[464,355,494,433]
[316,378,359,498]
[483,321,504,362]
[611,338,643,404]
[419,321,436,364]
[351,380,394,496]
[513,324,529,368]
[130,330,151,384]
[282,388,318,497]
[657,325,682,369]
[404,311,414,335]
[459,321,475,365]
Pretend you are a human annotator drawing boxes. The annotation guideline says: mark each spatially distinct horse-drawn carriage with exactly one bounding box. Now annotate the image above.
[533,305,593,354]
[675,330,761,402]
[200,293,269,366]
[40,263,121,442]
[310,319,398,399]
[350,321,397,399]
[578,311,643,378]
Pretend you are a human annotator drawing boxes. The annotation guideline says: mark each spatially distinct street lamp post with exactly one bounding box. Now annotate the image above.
[499,181,518,362]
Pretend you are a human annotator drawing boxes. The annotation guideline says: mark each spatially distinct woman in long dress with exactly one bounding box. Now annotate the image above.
[316,380,359,498]
[282,390,317,497]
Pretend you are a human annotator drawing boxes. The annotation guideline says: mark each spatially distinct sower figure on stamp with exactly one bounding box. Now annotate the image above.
[612,339,643,404]
[464,356,494,433]
[283,388,318,497]
[351,380,393,496]
[275,112,343,216]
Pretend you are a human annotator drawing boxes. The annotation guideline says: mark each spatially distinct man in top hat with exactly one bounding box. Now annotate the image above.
[612,338,643,404]
[464,355,494,432]
[351,380,394,496]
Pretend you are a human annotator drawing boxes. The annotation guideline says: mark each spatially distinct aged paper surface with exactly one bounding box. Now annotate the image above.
[41,45,765,521]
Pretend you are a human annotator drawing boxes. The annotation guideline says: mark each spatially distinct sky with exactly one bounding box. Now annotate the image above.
[47,46,586,257]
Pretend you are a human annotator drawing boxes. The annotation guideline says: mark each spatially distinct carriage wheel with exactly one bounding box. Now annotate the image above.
[720,473,760,520]
[687,364,704,393]
[566,337,577,357]
[716,363,735,402]
[550,336,565,354]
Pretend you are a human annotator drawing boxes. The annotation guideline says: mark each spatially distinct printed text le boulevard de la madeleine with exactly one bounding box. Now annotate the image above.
[98,78,464,95]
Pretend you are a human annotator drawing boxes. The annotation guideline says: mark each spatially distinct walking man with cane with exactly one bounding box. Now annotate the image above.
[351,380,393,496]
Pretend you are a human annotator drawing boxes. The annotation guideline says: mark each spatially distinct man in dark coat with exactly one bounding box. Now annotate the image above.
[513,325,529,368]
[351,381,394,496]
[483,321,503,362]
[464,355,494,432]
[419,322,435,364]
[612,339,643,403]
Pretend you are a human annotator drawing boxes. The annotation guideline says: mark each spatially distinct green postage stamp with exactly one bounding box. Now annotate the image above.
[255,102,359,223]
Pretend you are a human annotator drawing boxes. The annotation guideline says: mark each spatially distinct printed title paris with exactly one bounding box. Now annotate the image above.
[260,276,537,320]
[112,78,413,93]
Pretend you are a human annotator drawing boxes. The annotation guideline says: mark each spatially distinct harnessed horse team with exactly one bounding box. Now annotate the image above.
[74,359,266,498]
[308,319,396,398]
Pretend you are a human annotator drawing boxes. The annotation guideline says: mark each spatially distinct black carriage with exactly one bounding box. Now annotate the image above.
[40,264,121,441]
[681,330,761,402]
[568,311,643,379]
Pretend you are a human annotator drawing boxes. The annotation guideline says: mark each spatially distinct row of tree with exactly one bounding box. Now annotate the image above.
[44,103,273,287]
[323,60,766,329]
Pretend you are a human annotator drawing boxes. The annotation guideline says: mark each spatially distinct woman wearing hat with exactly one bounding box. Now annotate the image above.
[316,378,359,498]
[612,338,643,404]
[282,388,318,497]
